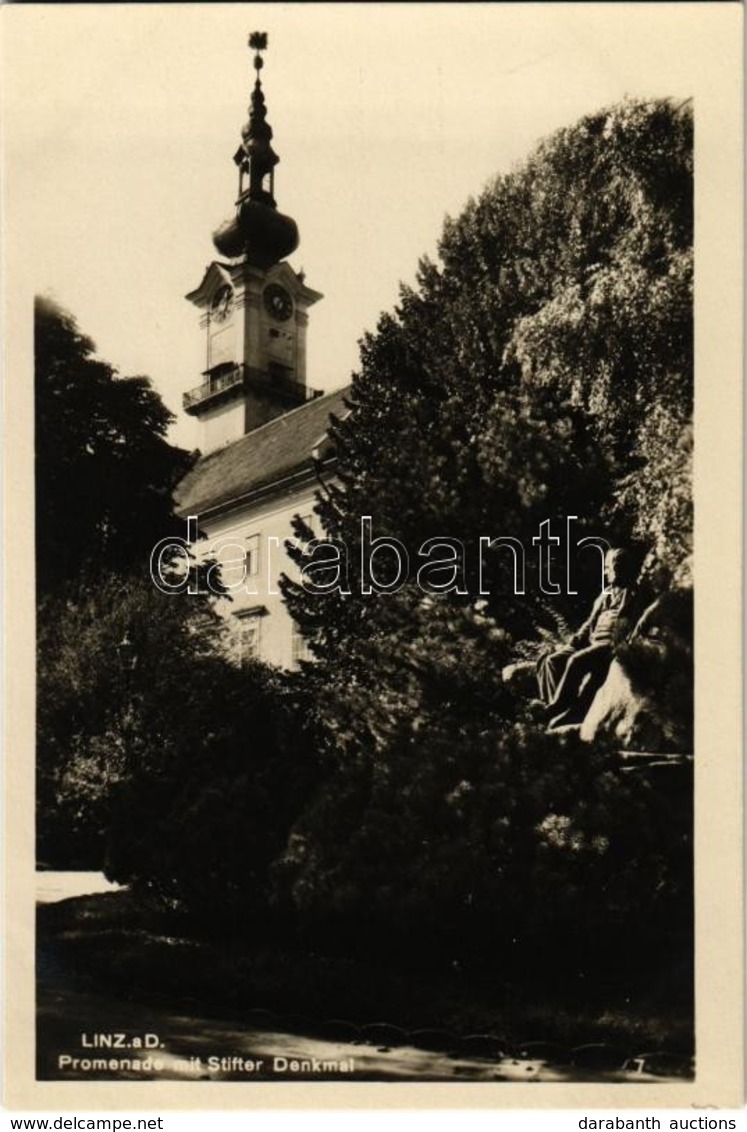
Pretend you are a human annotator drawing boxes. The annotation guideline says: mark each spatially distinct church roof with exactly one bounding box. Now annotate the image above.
[175,385,351,518]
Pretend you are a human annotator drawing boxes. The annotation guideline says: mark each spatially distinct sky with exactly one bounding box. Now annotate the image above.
[2,3,712,449]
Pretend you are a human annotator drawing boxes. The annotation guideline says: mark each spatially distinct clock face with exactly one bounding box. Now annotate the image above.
[263,283,293,322]
[211,284,234,323]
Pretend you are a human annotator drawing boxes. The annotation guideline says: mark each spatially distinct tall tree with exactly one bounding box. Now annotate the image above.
[34,301,320,912]
[35,296,196,595]
[285,96,692,694]
[278,98,693,965]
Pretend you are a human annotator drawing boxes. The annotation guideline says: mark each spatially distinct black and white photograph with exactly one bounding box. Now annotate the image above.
[2,1,743,1112]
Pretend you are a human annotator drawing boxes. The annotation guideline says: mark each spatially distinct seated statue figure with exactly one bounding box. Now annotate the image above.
[580,559,693,751]
[538,548,641,730]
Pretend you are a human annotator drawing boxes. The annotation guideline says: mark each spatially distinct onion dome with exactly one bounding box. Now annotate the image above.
[212,32,299,267]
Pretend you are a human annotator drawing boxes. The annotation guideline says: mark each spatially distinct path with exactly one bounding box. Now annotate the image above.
[36,872,680,1084]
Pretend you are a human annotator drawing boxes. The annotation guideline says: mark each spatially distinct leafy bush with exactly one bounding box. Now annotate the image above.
[274,718,692,975]
[37,575,321,929]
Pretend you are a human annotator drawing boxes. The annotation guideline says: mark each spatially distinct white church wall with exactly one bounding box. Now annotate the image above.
[192,481,319,670]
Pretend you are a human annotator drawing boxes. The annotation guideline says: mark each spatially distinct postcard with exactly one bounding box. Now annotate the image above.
[2,1,743,1113]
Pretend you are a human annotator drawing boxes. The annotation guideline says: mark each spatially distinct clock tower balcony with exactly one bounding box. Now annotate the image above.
[183,363,322,415]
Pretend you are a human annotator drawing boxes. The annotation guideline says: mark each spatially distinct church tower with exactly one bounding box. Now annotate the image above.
[184,33,323,453]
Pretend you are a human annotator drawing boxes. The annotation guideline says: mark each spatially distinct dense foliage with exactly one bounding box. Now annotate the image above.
[35,297,196,595]
[273,726,692,978]
[35,304,318,921]
[37,573,321,926]
[279,98,693,968]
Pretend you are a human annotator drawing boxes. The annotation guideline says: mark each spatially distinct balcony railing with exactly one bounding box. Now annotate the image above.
[183,365,323,413]
[183,366,243,411]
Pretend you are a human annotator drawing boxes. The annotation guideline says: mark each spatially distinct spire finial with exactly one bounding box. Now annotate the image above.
[213,30,299,264]
[248,31,268,80]
[234,30,279,207]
